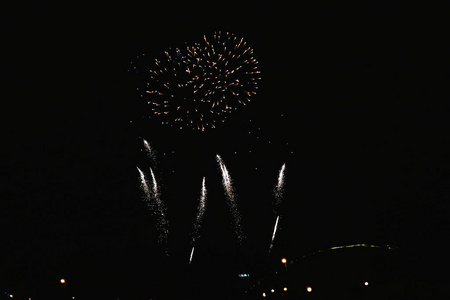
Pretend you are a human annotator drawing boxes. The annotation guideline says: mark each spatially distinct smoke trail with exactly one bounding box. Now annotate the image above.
[216,154,245,244]
[189,177,207,264]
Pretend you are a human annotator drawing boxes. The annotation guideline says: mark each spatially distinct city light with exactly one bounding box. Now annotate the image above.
[262,292,266,297]
[364,281,369,286]
[283,287,287,291]
[9,295,13,298]
[306,286,312,293]
[60,278,66,284]
[271,289,275,293]
[281,258,287,264]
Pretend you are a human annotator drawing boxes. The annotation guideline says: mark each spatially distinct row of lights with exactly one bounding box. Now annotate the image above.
[262,286,310,297]
[260,259,370,297]
[262,283,369,297]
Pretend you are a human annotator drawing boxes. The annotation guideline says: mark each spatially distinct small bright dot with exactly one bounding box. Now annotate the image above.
[270,289,274,293]
[60,279,65,284]
[306,286,312,293]
[364,281,369,286]
[9,295,13,298]
[283,287,287,291]
[262,292,266,297]
[281,258,287,264]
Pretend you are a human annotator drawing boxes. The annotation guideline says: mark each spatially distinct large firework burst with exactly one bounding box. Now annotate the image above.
[135,31,260,130]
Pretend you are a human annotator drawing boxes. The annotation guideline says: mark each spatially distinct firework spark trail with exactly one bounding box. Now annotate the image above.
[268,164,286,255]
[142,138,158,166]
[189,177,207,264]
[268,215,280,254]
[216,154,245,244]
[149,167,168,227]
[274,163,286,212]
[138,166,169,255]
[137,167,151,202]
[189,246,195,265]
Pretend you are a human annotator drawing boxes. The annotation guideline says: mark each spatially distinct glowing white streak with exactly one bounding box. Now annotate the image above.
[276,163,286,191]
[271,215,280,242]
[137,167,151,201]
[268,215,280,254]
[189,246,195,264]
[150,168,161,204]
[216,154,244,244]
[142,139,156,163]
[189,177,207,264]
[274,163,286,212]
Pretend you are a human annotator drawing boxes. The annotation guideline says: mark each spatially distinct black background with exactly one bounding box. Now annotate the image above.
[2,3,449,299]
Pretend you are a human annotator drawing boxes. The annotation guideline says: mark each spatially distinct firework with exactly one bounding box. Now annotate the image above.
[268,164,286,255]
[268,215,280,254]
[135,31,260,130]
[149,167,169,253]
[216,154,245,244]
[142,138,158,166]
[189,246,195,265]
[273,163,286,214]
[136,166,169,255]
[137,166,151,202]
[189,177,207,264]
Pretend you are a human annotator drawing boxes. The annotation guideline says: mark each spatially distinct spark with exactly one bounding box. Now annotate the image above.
[189,246,195,264]
[142,139,157,166]
[136,167,151,203]
[138,166,168,255]
[273,163,286,214]
[189,177,208,264]
[216,154,245,244]
[268,164,286,255]
[268,215,280,255]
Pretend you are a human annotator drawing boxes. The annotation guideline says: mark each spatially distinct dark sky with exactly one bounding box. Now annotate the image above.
[2,3,449,299]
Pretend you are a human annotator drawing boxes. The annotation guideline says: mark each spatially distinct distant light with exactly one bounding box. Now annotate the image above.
[9,295,13,298]
[271,289,275,293]
[306,286,312,293]
[283,287,287,291]
[60,279,66,284]
[364,281,369,286]
[281,258,287,264]
[262,292,266,297]
[238,273,250,277]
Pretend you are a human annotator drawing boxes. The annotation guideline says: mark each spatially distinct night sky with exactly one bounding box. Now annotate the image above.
[3,3,449,299]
